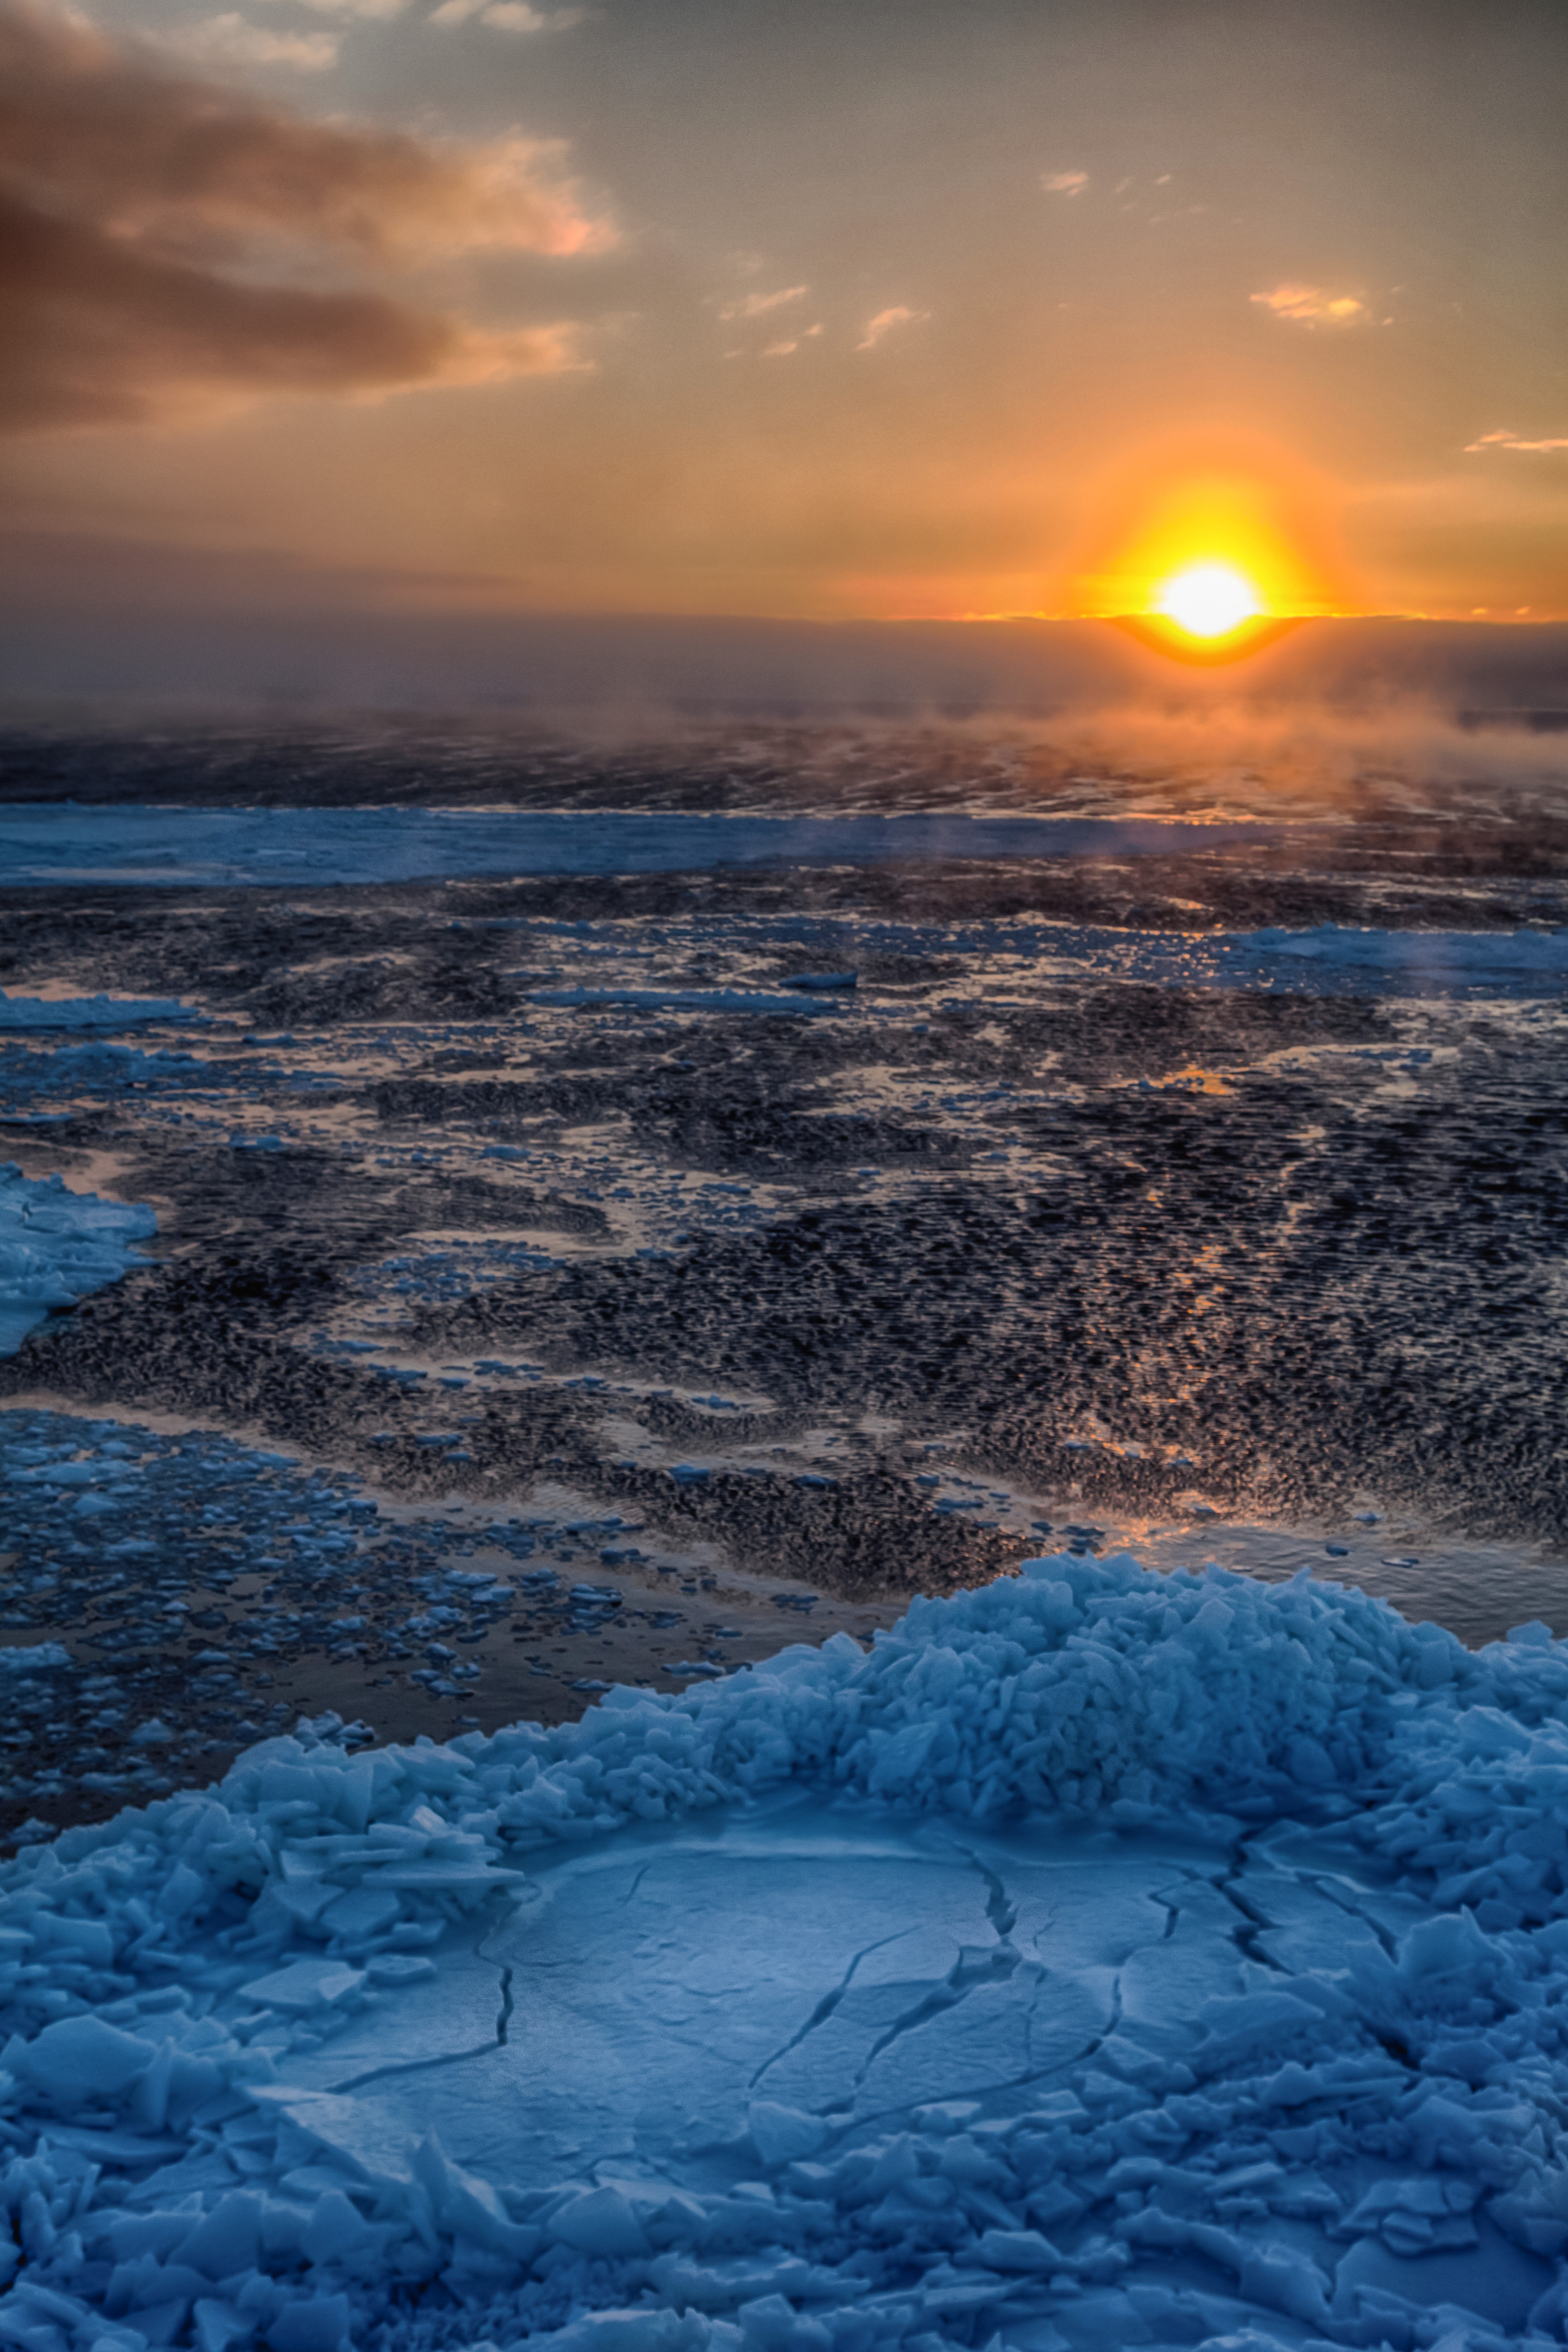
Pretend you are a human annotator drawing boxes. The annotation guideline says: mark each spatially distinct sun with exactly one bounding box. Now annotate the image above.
[1154,562,1263,638]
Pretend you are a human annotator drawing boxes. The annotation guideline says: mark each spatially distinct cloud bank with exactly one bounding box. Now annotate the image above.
[0,0,613,432]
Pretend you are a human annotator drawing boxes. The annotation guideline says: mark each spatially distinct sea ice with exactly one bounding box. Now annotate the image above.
[0,987,193,1029]
[0,1164,157,1353]
[7,1553,1568,2347]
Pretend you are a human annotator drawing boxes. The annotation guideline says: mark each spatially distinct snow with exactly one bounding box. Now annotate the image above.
[8,1556,1568,2347]
[0,1164,158,1354]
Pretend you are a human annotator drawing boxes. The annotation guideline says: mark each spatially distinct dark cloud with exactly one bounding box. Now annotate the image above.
[0,0,609,431]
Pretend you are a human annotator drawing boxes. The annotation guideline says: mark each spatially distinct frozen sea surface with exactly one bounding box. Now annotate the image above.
[7,1557,1568,2350]
[0,805,1278,887]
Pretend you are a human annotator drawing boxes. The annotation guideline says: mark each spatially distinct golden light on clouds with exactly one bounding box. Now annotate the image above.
[1250,284,1369,327]
[1,0,1560,624]
[0,0,615,433]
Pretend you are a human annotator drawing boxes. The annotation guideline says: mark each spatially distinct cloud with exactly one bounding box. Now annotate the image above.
[0,7,612,261]
[0,0,613,432]
[428,0,586,28]
[1042,170,1088,196]
[157,15,341,72]
[260,0,410,18]
[1250,283,1369,325]
[718,284,807,322]
[1465,428,1568,453]
[856,305,929,352]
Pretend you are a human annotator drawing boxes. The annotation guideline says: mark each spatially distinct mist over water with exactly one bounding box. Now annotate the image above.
[4,691,1568,844]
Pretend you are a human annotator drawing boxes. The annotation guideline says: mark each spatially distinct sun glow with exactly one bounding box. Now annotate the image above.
[1067,458,1352,641]
[1154,562,1262,638]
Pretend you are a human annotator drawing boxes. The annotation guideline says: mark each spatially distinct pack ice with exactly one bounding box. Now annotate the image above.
[0,1165,157,1354]
[7,1556,1568,2352]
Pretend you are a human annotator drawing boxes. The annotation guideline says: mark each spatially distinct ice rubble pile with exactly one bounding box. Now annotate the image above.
[8,1557,1568,2350]
[0,1167,157,1354]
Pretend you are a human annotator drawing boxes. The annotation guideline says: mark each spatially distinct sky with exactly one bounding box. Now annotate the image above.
[3,0,1566,631]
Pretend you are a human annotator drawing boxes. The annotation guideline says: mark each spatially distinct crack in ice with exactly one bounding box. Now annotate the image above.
[748,1929,909,2090]
[1295,1866,1402,1959]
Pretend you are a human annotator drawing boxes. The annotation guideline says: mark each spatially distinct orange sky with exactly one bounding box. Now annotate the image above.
[2,0,1565,626]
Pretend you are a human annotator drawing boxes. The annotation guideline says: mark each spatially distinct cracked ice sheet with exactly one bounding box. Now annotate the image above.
[279,1798,1267,2190]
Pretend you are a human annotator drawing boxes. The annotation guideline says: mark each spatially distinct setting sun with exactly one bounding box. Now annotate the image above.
[1155,562,1263,638]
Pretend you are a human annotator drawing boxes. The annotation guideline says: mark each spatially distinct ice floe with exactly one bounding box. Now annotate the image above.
[0,1165,157,1354]
[8,1556,1568,2347]
[0,989,194,1031]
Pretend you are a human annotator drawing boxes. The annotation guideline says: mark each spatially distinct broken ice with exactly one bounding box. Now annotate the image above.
[0,1164,157,1354]
[6,1554,1568,2347]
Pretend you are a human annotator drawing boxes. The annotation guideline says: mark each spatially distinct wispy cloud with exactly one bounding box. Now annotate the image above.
[1042,170,1087,196]
[718,284,807,322]
[856,305,929,352]
[0,0,612,432]
[157,14,341,71]
[259,0,409,19]
[1465,428,1568,453]
[761,325,821,359]
[1250,283,1369,325]
[428,0,585,29]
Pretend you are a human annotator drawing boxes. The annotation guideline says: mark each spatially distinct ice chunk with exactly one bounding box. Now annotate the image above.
[10,2014,154,2102]
[319,1888,401,1940]
[268,2295,352,2352]
[547,2187,652,2259]
[240,1959,365,2013]
[747,2104,828,2165]
[0,1641,72,1674]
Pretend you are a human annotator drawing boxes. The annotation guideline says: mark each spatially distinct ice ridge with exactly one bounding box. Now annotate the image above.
[6,1556,1568,2349]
